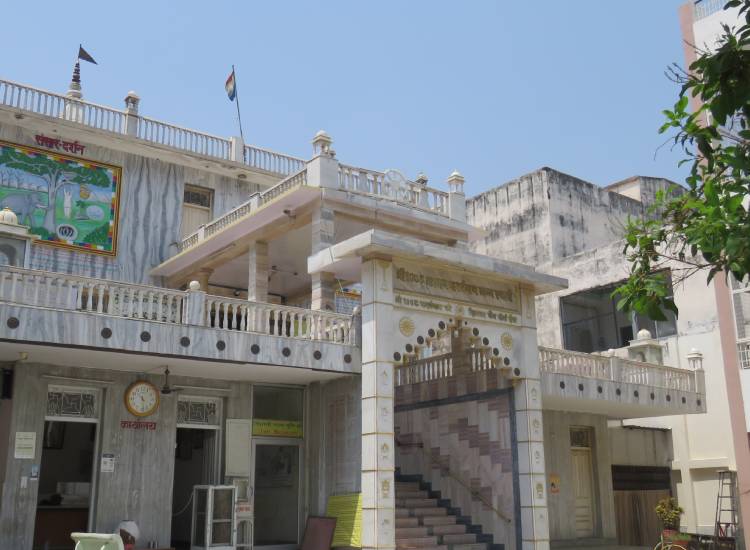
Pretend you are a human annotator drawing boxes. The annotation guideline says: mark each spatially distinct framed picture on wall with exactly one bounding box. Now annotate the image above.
[0,140,122,256]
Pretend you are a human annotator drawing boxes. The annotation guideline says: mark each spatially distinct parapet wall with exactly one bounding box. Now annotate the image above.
[467,168,673,268]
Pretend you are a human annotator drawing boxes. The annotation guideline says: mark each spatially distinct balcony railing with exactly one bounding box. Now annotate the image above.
[0,265,354,345]
[394,348,494,385]
[0,77,304,176]
[394,346,702,394]
[338,164,450,217]
[538,346,699,392]
[179,168,308,251]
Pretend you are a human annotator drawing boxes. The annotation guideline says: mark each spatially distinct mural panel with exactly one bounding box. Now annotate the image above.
[0,140,121,255]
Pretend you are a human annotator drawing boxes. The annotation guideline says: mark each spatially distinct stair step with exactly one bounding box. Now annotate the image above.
[398,490,429,499]
[396,482,422,491]
[421,515,457,526]
[396,527,430,538]
[413,507,448,517]
[396,509,411,518]
[399,498,439,508]
[396,518,420,528]
[432,524,467,535]
[442,534,477,544]
[395,536,439,547]
[452,544,488,550]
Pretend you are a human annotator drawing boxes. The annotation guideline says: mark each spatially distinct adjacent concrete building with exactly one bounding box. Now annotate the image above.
[469,167,733,542]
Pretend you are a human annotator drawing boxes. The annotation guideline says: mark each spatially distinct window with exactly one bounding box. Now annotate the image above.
[731,277,750,369]
[181,185,213,239]
[560,273,677,353]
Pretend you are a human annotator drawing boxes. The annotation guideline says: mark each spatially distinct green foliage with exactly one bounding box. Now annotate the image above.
[83,222,110,246]
[0,145,111,190]
[655,497,684,530]
[615,0,750,318]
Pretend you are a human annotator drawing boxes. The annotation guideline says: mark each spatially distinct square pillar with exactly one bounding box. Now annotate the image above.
[248,241,269,302]
[311,205,335,254]
[515,324,551,550]
[360,258,396,550]
[311,271,336,311]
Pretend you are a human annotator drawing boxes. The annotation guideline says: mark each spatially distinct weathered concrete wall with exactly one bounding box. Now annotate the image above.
[0,121,262,285]
[542,410,616,543]
[467,169,552,267]
[395,370,517,550]
[306,375,362,515]
[467,168,649,268]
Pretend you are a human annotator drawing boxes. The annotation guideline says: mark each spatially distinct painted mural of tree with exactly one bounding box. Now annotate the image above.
[0,146,111,233]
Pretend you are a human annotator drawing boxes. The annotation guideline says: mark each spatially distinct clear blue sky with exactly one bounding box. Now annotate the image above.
[3,1,689,196]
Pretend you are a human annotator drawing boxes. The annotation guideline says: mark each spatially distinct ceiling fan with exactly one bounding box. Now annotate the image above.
[160,367,184,395]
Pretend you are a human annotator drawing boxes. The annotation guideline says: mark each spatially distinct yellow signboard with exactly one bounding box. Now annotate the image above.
[326,493,362,548]
[252,419,303,438]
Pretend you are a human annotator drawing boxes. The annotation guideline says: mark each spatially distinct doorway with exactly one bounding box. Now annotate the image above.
[252,440,302,549]
[570,427,595,538]
[33,421,97,550]
[171,428,220,550]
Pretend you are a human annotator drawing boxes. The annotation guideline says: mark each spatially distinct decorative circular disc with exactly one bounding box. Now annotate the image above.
[501,332,513,350]
[399,317,415,337]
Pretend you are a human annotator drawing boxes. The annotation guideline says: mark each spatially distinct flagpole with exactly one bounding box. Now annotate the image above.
[232,65,245,141]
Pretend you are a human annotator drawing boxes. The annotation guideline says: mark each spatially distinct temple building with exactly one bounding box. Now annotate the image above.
[0,72,712,550]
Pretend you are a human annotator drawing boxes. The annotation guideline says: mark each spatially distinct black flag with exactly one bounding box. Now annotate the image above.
[77,45,97,65]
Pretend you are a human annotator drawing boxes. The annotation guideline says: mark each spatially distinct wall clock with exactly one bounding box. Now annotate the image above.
[124,380,160,417]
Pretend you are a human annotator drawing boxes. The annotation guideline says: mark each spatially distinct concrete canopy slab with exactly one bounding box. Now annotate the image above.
[307,229,568,295]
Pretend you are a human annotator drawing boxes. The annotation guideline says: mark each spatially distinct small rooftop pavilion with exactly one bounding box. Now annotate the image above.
[151,132,483,311]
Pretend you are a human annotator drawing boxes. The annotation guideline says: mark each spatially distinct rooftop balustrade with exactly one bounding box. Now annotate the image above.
[0,77,304,176]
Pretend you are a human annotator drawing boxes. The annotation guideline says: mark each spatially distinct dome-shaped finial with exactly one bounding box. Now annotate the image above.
[0,207,19,225]
[636,328,652,340]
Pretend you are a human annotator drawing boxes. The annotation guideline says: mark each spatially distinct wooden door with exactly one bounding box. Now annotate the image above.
[572,448,595,537]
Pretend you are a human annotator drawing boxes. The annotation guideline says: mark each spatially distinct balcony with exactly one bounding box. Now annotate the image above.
[0,265,359,379]
[392,345,706,419]
[539,346,706,418]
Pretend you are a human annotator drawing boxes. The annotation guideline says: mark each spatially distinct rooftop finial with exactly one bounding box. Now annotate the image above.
[67,61,82,99]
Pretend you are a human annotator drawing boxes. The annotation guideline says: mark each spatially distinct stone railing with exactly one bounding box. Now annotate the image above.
[0,78,125,133]
[0,266,185,323]
[538,347,700,392]
[0,77,302,176]
[179,168,308,251]
[337,164,450,217]
[204,295,355,344]
[138,116,231,160]
[244,144,306,175]
[395,348,496,385]
[395,346,702,394]
[0,265,354,345]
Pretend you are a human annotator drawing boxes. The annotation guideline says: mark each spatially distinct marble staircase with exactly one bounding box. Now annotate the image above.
[395,472,504,550]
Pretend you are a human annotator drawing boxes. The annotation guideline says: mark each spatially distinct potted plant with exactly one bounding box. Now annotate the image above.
[655,497,684,540]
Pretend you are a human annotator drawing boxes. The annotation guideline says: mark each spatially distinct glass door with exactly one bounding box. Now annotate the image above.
[251,439,302,550]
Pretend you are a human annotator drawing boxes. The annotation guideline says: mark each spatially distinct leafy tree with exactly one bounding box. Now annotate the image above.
[0,146,111,233]
[614,0,750,320]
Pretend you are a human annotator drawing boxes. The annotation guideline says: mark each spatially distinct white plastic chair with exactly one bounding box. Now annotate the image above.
[71,533,125,550]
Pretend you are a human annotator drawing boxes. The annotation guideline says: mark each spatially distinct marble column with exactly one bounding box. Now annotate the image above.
[193,268,213,292]
[515,290,551,550]
[360,258,396,550]
[311,205,336,310]
[247,241,269,302]
[311,271,336,311]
